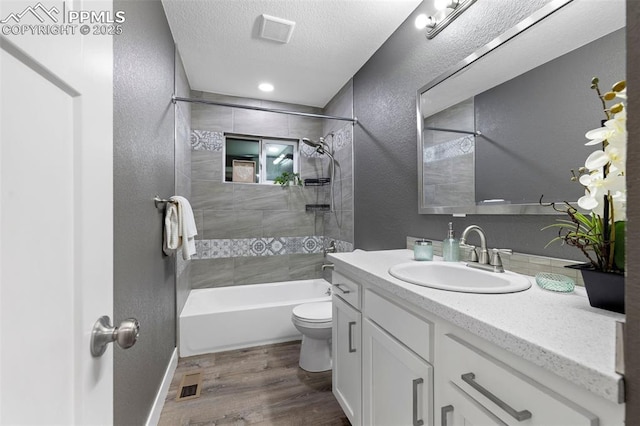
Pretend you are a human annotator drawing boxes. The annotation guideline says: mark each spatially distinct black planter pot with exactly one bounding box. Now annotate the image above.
[566,264,625,314]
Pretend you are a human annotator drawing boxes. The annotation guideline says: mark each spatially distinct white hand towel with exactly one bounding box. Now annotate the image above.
[169,196,198,260]
[163,202,179,255]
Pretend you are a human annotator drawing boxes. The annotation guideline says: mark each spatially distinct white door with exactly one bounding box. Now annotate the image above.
[0,0,114,424]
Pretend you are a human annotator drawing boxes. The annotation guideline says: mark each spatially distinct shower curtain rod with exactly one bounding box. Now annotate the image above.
[172,95,358,124]
[424,126,482,136]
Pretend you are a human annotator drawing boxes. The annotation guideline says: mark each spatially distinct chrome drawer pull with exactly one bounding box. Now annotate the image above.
[412,378,424,426]
[441,405,453,426]
[333,283,351,294]
[348,321,356,353]
[461,372,532,421]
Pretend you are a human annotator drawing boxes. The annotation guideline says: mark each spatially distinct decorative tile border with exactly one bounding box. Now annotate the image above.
[423,135,474,163]
[333,124,352,152]
[194,236,353,260]
[191,130,224,151]
[191,124,353,158]
[407,236,585,285]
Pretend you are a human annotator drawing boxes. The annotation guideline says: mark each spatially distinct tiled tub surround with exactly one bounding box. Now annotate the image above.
[328,248,625,403]
[407,236,587,285]
[189,93,354,289]
[174,49,192,322]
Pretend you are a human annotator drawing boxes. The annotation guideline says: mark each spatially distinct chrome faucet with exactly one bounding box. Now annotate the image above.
[459,225,512,273]
[460,225,490,264]
[323,240,337,256]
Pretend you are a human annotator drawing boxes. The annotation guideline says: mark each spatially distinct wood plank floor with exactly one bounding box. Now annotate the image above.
[158,341,350,425]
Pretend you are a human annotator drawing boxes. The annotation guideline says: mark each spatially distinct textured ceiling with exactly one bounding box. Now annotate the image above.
[161,0,422,108]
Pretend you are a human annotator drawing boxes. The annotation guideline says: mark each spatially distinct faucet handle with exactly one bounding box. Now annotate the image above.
[490,248,512,270]
[492,248,513,256]
[460,243,478,262]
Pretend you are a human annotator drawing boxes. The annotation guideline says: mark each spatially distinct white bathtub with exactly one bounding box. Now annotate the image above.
[179,279,331,357]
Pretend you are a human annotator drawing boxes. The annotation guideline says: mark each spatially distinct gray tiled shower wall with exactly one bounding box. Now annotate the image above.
[189,90,354,289]
[174,49,192,321]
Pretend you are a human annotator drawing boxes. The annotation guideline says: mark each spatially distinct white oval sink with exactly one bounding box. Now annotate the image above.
[388,262,531,293]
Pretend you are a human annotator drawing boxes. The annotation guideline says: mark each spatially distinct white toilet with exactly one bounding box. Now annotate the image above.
[291,301,333,372]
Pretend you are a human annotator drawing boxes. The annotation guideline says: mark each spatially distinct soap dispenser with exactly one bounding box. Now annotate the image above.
[442,222,460,262]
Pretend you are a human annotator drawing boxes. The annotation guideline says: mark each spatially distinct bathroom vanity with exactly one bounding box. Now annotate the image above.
[329,249,625,426]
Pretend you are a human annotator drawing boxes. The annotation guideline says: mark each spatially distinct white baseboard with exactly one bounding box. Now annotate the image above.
[146,347,178,426]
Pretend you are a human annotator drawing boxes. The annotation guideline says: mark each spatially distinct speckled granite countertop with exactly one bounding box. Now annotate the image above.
[328,249,625,404]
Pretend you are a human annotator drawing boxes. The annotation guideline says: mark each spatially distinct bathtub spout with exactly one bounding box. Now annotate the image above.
[321,263,334,271]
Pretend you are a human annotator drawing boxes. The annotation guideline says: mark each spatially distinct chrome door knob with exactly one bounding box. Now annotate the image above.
[90,316,140,357]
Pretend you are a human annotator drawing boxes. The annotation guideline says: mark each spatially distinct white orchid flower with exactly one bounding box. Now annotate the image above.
[579,171,625,200]
[584,127,610,146]
[605,145,626,173]
[578,191,600,212]
[584,107,626,146]
[584,146,626,173]
[612,191,627,221]
[584,150,609,170]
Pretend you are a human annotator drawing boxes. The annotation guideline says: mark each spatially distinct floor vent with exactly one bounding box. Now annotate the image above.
[175,371,203,402]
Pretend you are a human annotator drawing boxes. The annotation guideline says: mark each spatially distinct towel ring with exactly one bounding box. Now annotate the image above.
[154,196,177,209]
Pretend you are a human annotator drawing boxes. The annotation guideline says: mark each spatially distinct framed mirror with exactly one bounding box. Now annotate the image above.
[417,0,625,214]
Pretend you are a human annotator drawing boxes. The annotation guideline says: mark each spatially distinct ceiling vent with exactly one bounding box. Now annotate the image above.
[259,14,296,44]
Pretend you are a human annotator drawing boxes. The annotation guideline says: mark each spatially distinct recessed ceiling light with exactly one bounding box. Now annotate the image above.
[259,83,274,92]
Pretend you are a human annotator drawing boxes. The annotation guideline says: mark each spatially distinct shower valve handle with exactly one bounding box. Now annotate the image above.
[90,316,140,357]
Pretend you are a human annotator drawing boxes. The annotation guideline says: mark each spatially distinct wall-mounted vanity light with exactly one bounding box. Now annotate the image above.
[415,0,476,39]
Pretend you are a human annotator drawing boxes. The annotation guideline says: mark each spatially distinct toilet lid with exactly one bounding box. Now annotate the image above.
[292,302,332,322]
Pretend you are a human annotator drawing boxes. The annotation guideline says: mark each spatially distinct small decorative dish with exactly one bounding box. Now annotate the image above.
[535,272,575,293]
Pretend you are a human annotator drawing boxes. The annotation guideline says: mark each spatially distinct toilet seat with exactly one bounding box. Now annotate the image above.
[292,302,332,329]
[292,301,332,323]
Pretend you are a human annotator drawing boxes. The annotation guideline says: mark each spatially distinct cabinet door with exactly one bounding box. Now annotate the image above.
[440,381,506,426]
[363,319,433,426]
[333,295,362,426]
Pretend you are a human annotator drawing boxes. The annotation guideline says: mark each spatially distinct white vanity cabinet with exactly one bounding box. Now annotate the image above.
[332,272,362,426]
[363,290,434,426]
[328,250,625,426]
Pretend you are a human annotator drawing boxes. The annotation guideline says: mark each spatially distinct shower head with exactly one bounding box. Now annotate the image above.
[301,137,330,155]
[301,137,321,148]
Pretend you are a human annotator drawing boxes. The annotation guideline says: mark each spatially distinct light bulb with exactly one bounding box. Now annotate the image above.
[435,0,458,11]
[415,14,430,29]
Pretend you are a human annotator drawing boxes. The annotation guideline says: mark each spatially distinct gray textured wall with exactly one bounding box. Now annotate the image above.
[353,0,590,259]
[113,1,176,424]
[626,0,639,422]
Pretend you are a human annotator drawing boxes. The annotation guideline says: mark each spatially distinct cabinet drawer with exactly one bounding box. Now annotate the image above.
[443,333,598,425]
[365,290,432,362]
[332,272,361,310]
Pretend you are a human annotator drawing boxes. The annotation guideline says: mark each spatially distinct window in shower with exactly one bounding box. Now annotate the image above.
[261,139,298,183]
[224,135,298,184]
